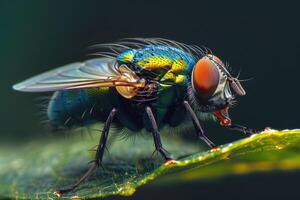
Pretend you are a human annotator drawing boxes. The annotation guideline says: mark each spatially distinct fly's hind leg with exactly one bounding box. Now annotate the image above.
[54,108,117,197]
[145,106,173,161]
[183,101,218,149]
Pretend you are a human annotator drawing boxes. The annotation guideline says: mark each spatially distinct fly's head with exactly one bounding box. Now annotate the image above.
[190,54,246,114]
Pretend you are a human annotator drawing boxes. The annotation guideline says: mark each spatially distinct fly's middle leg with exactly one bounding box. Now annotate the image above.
[145,106,173,161]
[183,101,217,149]
[54,108,117,197]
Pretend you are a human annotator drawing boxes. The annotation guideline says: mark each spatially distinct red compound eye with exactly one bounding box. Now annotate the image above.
[193,55,221,99]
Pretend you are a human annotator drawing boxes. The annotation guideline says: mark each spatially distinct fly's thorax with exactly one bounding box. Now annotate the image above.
[117,45,196,85]
[116,49,137,63]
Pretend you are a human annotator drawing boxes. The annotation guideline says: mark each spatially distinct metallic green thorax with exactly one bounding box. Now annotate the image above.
[48,45,198,131]
[117,45,196,84]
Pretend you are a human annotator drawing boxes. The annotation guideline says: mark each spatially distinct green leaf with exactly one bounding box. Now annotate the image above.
[0,129,300,199]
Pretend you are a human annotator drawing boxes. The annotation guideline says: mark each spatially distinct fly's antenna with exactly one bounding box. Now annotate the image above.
[237,77,254,82]
[223,62,253,82]
[225,61,234,74]
[234,68,254,82]
[206,55,246,96]
[236,68,242,79]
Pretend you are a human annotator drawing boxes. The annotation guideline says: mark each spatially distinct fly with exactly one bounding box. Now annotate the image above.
[12,38,258,196]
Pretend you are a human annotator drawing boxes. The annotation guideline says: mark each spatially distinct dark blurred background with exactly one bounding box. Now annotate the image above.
[1,0,299,199]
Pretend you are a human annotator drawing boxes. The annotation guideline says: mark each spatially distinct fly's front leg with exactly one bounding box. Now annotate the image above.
[227,124,258,134]
[145,106,173,161]
[183,101,217,149]
[54,108,117,197]
[213,107,258,135]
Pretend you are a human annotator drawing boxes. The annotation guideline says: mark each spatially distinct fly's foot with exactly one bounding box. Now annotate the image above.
[263,127,277,133]
[54,186,77,197]
[152,148,172,161]
[158,148,172,161]
[227,124,259,135]
[198,135,217,149]
[164,159,178,166]
[53,191,62,198]
[209,146,221,153]
[246,128,260,135]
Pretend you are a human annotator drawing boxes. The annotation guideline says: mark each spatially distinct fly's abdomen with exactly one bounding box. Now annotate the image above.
[47,88,114,128]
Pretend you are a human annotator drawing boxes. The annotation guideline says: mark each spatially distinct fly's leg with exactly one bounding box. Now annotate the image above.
[183,101,217,148]
[145,106,173,161]
[54,108,117,197]
[227,124,258,135]
[213,108,259,135]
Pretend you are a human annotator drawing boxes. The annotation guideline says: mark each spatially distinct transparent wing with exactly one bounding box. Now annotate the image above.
[13,58,142,92]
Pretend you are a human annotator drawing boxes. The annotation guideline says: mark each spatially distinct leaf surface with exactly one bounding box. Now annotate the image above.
[0,129,300,199]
